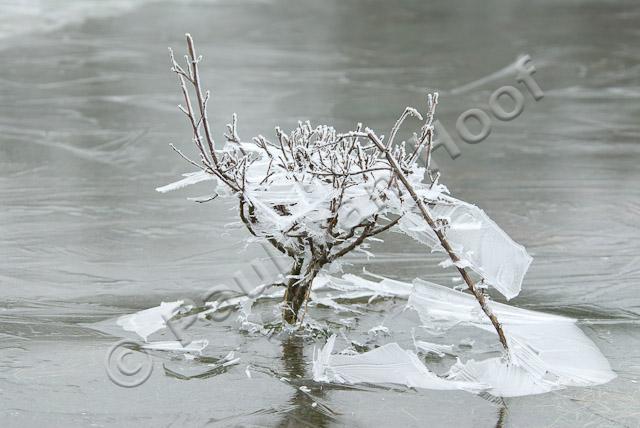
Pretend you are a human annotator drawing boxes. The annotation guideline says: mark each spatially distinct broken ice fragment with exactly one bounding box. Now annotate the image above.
[368,325,390,336]
[398,197,532,300]
[116,300,184,342]
[312,335,483,392]
[325,273,413,301]
[318,274,616,397]
[447,357,557,397]
[413,340,454,357]
[156,170,215,193]
[408,278,616,395]
[142,339,208,354]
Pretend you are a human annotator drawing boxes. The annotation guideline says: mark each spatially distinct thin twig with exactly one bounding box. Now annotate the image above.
[388,107,423,149]
[185,33,218,167]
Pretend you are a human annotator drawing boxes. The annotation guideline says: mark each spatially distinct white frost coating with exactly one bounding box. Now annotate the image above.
[156,170,215,193]
[398,197,533,299]
[142,339,208,354]
[408,279,616,396]
[116,300,183,342]
[312,335,482,392]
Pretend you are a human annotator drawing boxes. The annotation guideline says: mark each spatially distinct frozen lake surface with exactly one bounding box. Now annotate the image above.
[1,0,639,426]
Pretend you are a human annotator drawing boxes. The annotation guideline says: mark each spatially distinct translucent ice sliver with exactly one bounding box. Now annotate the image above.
[312,334,482,392]
[398,197,532,299]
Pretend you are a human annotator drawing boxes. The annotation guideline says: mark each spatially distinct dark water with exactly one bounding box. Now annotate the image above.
[1,0,639,426]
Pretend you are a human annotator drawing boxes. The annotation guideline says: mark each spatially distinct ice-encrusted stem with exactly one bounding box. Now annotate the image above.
[282,258,325,324]
[365,129,509,351]
[282,257,305,324]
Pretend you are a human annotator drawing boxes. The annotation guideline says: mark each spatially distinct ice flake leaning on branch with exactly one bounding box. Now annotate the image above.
[398,197,532,300]
[325,274,615,393]
[159,34,535,350]
[312,275,615,397]
[407,279,616,394]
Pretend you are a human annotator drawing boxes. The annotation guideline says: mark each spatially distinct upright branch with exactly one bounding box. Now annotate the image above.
[362,123,509,351]
[185,34,217,165]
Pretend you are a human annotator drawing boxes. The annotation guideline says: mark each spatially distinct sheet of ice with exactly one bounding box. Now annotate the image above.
[368,325,390,335]
[310,292,363,314]
[447,357,557,397]
[413,340,454,357]
[141,339,209,354]
[408,278,616,396]
[196,272,398,321]
[398,197,532,299]
[312,335,482,392]
[216,351,241,368]
[337,179,387,229]
[198,285,285,320]
[155,170,216,193]
[236,297,273,335]
[116,300,183,342]
[316,274,615,397]
[324,273,414,300]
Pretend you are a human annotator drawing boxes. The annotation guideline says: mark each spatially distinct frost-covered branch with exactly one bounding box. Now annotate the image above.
[161,36,530,345]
